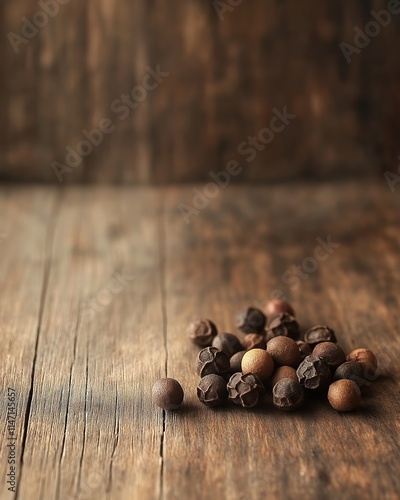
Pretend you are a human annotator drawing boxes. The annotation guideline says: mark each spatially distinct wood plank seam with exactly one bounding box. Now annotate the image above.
[158,191,168,500]
[15,193,62,499]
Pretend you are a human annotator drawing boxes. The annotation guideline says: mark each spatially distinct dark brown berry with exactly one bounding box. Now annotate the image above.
[296,340,312,361]
[229,350,246,373]
[265,299,295,318]
[265,313,299,340]
[187,318,217,347]
[212,333,242,358]
[152,378,184,410]
[197,374,228,407]
[304,325,337,347]
[227,372,264,408]
[271,366,298,387]
[333,361,366,388]
[273,378,304,411]
[242,333,266,350]
[296,355,331,391]
[196,347,230,377]
[235,307,266,334]
[312,342,346,371]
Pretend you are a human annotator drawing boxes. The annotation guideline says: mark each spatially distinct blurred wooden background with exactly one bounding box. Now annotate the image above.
[0,0,399,184]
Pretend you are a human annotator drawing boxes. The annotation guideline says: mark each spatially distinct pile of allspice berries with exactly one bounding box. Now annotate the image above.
[152,300,378,413]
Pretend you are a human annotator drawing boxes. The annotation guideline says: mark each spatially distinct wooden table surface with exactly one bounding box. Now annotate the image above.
[1,182,399,500]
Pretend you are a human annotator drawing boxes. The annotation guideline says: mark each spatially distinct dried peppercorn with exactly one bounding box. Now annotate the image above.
[212,333,242,358]
[267,336,301,368]
[241,348,274,381]
[235,307,266,334]
[271,366,298,387]
[227,372,264,408]
[152,378,184,410]
[328,379,361,412]
[312,342,346,371]
[264,299,295,318]
[196,347,230,377]
[304,325,337,347]
[265,313,299,340]
[333,361,366,388]
[273,378,304,411]
[242,333,266,350]
[187,319,217,347]
[197,374,228,407]
[347,348,378,378]
[296,355,331,391]
[229,350,246,373]
[296,340,312,361]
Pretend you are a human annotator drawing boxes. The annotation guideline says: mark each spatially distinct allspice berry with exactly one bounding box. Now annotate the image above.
[152,378,184,410]
[304,325,337,347]
[296,340,312,361]
[227,372,264,408]
[197,374,228,407]
[273,378,304,411]
[297,355,331,391]
[267,336,301,368]
[235,307,266,334]
[212,333,242,358]
[347,348,378,378]
[241,348,274,381]
[333,361,366,388]
[265,299,295,318]
[328,379,361,411]
[312,342,346,371]
[229,350,246,373]
[271,366,298,387]
[196,347,230,377]
[187,319,217,347]
[265,313,299,340]
[242,333,266,350]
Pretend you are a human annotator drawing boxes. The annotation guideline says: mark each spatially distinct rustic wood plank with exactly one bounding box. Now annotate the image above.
[0,188,56,497]
[1,182,400,499]
[162,181,400,499]
[2,1,398,183]
[10,188,165,499]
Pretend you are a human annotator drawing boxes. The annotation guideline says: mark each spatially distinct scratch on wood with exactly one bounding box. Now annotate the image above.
[107,383,120,493]
[55,311,80,500]
[77,348,89,498]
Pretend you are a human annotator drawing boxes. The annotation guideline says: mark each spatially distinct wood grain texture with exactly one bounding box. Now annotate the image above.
[1,182,400,500]
[1,1,399,183]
